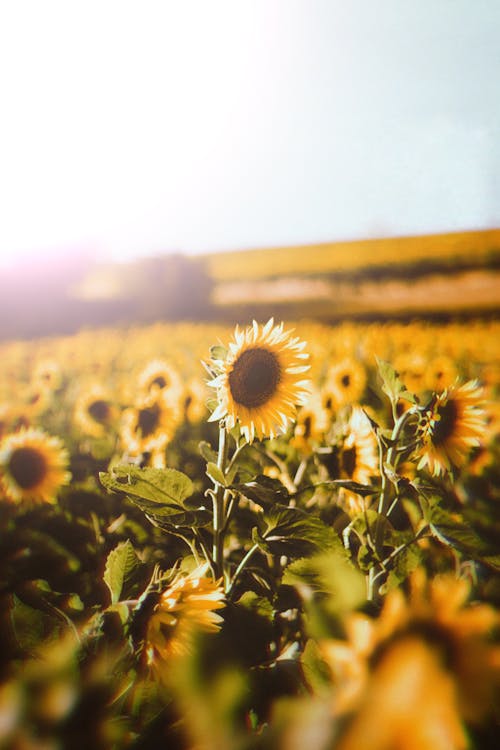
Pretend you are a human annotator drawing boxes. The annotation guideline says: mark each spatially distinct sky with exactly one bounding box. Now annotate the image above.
[0,0,499,269]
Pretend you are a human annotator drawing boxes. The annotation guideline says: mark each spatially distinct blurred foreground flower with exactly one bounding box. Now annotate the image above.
[417,379,486,476]
[145,563,225,682]
[319,569,500,750]
[208,318,310,441]
[0,428,71,503]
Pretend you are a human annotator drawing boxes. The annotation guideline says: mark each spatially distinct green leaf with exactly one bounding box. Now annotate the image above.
[300,638,334,692]
[206,461,226,487]
[376,357,416,405]
[254,507,339,558]
[428,506,500,568]
[103,540,139,604]
[283,549,365,619]
[312,479,378,498]
[232,475,290,508]
[100,465,194,506]
[209,344,227,361]
[198,440,217,464]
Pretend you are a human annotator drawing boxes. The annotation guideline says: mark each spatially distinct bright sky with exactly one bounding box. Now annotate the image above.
[0,0,499,268]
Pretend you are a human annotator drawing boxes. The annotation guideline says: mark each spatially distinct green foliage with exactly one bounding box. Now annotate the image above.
[103,540,140,604]
[376,357,416,406]
[252,507,339,558]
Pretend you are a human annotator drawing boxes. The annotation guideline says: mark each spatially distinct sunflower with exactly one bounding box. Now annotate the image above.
[208,319,311,442]
[322,357,367,410]
[0,428,71,504]
[319,570,500,749]
[73,384,119,438]
[136,359,183,399]
[183,378,209,424]
[417,379,486,476]
[292,392,330,455]
[31,359,63,392]
[145,563,225,682]
[330,407,379,514]
[424,355,458,394]
[120,389,181,456]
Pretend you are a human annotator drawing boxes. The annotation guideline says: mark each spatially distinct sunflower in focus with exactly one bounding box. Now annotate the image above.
[74,384,119,438]
[417,380,486,476]
[145,563,225,683]
[319,570,500,750]
[0,428,71,504]
[322,357,367,410]
[208,319,311,442]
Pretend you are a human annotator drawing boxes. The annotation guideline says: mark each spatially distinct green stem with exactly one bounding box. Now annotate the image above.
[374,407,417,555]
[212,420,228,580]
[226,543,260,598]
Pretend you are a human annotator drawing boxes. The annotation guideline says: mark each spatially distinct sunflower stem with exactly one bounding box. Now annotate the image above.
[212,420,229,581]
[374,407,417,557]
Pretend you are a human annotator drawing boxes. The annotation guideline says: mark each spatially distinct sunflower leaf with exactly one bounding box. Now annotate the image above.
[99,465,194,507]
[103,540,139,605]
[255,507,339,558]
[376,357,416,405]
[428,506,500,567]
[206,461,227,487]
[232,475,290,508]
[209,344,227,362]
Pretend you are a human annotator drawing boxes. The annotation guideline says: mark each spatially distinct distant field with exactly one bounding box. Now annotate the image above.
[205,228,500,282]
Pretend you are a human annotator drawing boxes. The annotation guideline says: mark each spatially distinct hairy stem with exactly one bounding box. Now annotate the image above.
[212,421,228,580]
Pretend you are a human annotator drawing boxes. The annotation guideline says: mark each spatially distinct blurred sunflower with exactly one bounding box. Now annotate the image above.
[137,359,183,399]
[208,318,310,442]
[424,355,458,394]
[31,359,63,392]
[183,378,209,424]
[120,389,181,456]
[292,392,330,455]
[73,384,119,438]
[21,386,52,419]
[319,570,500,750]
[417,380,486,476]
[0,428,71,504]
[145,563,225,682]
[333,407,379,514]
[322,357,367,410]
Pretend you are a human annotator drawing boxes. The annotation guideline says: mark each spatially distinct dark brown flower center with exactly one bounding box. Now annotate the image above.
[432,399,458,445]
[9,446,48,489]
[228,347,281,408]
[341,374,351,388]
[341,446,357,477]
[151,376,167,389]
[88,399,111,424]
[138,404,160,437]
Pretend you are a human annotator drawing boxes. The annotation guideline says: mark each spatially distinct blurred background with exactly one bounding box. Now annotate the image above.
[0,0,499,338]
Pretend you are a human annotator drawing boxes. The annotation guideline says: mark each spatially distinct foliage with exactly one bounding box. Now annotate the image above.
[0,317,498,749]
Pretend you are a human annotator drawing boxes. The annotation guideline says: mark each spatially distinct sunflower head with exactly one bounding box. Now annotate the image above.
[74,384,119,438]
[323,357,367,409]
[120,389,181,457]
[144,563,225,682]
[136,359,183,399]
[0,428,71,504]
[208,319,311,442]
[417,379,486,476]
[319,569,500,740]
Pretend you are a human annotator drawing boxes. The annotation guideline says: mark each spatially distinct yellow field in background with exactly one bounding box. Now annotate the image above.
[206,228,500,282]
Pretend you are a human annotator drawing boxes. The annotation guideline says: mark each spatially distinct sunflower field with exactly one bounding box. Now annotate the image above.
[0,316,499,749]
